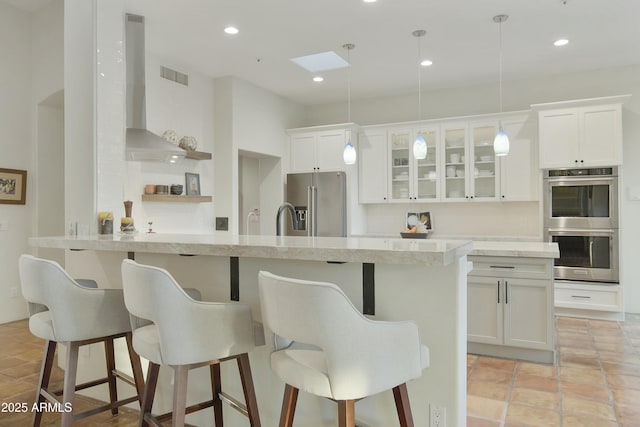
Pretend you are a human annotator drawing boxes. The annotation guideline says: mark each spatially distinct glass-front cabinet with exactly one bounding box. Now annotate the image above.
[470,122,500,200]
[442,121,501,201]
[442,123,468,201]
[388,127,439,202]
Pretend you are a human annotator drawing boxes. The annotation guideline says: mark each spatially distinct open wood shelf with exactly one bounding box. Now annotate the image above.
[184,150,212,160]
[141,194,212,203]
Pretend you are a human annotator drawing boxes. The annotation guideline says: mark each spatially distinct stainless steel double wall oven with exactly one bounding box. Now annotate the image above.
[544,167,619,283]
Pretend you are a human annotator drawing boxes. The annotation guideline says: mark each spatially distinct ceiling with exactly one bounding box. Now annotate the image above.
[10,0,640,106]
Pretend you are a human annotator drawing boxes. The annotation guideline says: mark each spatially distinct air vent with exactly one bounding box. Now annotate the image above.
[160,66,189,86]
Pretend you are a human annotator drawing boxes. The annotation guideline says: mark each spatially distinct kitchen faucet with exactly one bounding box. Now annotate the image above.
[276,202,300,236]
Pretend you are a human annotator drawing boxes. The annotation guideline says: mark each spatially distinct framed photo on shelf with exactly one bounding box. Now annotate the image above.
[185,172,201,195]
[406,211,432,230]
[0,168,27,205]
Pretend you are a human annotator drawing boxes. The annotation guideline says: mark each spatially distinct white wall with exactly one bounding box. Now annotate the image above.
[0,3,33,323]
[307,64,640,313]
[214,77,306,235]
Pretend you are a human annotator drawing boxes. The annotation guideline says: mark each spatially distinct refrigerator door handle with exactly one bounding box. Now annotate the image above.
[308,186,318,236]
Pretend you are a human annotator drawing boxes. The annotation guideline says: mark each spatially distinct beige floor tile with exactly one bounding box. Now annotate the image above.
[514,373,558,393]
[557,317,590,328]
[467,395,507,421]
[603,361,640,377]
[598,350,640,365]
[558,347,600,358]
[467,416,502,427]
[562,395,616,420]
[468,354,479,366]
[560,380,610,402]
[510,387,558,410]
[589,319,622,330]
[559,354,602,369]
[469,366,515,385]
[476,356,516,372]
[562,415,619,427]
[505,403,559,427]
[468,380,511,401]
[610,387,640,406]
[517,362,557,378]
[616,403,640,425]
[559,366,607,385]
[607,373,640,390]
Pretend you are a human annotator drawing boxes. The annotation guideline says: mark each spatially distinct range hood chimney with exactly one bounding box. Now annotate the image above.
[125,14,186,162]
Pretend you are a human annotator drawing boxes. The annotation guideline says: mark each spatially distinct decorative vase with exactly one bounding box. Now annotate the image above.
[179,136,198,151]
[162,130,180,145]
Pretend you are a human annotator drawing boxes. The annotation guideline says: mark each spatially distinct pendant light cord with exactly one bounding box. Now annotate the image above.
[417,34,422,121]
[498,19,503,114]
[347,47,352,123]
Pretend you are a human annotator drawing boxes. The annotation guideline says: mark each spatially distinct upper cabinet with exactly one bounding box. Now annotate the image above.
[288,124,358,173]
[358,129,388,203]
[388,126,439,202]
[356,112,539,204]
[533,95,630,169]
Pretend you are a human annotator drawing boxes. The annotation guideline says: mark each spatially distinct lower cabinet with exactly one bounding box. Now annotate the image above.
[467,256,555,363]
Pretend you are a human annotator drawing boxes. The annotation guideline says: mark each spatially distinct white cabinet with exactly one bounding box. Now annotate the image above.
[468,256,555,362]
[358,129,388,203]
[533,96,628,168]
[499,115,539,201]
[289,125,357,173]
[388,127,439,202]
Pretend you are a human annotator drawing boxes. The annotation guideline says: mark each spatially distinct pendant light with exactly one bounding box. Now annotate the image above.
[493,15,509,156]
[412,30,427,160]
[342,43,357,165]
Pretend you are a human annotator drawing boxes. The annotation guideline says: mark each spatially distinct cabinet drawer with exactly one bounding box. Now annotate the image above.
[555,282,622,312]
[469,256,553,280]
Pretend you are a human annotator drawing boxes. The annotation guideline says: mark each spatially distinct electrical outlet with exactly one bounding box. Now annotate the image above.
[9,287,18,298]
[215,217,229,231]
[430,404,446,427]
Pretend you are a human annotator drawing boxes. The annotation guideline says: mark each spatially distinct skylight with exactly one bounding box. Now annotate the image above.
[290,51,350,72]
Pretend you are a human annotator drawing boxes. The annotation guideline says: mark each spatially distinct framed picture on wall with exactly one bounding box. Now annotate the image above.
[185,172,201,195]
[0,168,27,205]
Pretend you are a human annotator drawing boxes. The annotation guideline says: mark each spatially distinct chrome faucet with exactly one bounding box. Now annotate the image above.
[276,202,300,236]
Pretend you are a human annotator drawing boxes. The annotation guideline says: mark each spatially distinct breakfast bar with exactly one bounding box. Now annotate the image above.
[30,233,472,427]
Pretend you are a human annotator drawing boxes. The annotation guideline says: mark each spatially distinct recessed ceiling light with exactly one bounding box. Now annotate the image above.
[421,59,433,67]
[313,76,324,82]
[224,26,239,35]
[363,0,377,2]
[554,38,569,46]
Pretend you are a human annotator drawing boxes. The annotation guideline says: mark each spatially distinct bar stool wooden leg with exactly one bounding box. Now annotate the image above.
[337,400,355,427]
[61,342,79,427]
[210,363,223,427]
[125,332,145,403]
[279,384,298,427]
[32,340,56,427]
[393,383,414,427]
[237,353,261,427]
[140,362,160,427]
[105,337,118,415]
[172,365,189,427]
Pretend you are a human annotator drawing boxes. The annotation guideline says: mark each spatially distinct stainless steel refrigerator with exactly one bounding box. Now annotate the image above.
[285,172,347,237]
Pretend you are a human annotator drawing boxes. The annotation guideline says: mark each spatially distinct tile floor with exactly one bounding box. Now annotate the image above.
[1,315,639,426]
[467,314,640,427]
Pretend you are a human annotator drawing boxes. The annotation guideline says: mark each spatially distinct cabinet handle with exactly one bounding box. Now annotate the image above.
[490,265,515,269]
[505,281,509,304]
[501,195,505,199]
[580,160,584,163]
[497,280,500,304]
[571,295,591,299]
[383,197,387,201]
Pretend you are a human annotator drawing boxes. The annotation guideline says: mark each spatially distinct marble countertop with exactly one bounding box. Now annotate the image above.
[469,241,559,258]
[29,234,473,266]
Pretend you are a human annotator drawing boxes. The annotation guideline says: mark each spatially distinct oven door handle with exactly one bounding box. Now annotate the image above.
[547,228,615,235]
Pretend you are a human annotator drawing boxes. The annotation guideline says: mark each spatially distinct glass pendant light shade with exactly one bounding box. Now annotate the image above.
[413,134,427,160]
[343,139,357,164]
[493,128,509,156]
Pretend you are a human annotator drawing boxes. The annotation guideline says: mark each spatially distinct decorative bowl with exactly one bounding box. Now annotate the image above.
[400,232,429,239]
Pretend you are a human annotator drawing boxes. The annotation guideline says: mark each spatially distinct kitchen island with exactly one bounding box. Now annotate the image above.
[30,233,472,427]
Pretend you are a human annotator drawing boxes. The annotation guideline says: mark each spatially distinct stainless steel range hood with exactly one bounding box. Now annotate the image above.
[125,14,186,162]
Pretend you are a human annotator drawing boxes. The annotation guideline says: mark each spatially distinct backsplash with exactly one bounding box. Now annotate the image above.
[362,201,541,239]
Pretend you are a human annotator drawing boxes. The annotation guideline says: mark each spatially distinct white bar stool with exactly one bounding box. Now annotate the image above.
[258,271,430,427]
[121,259,262,427]
[18,254,145,427]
